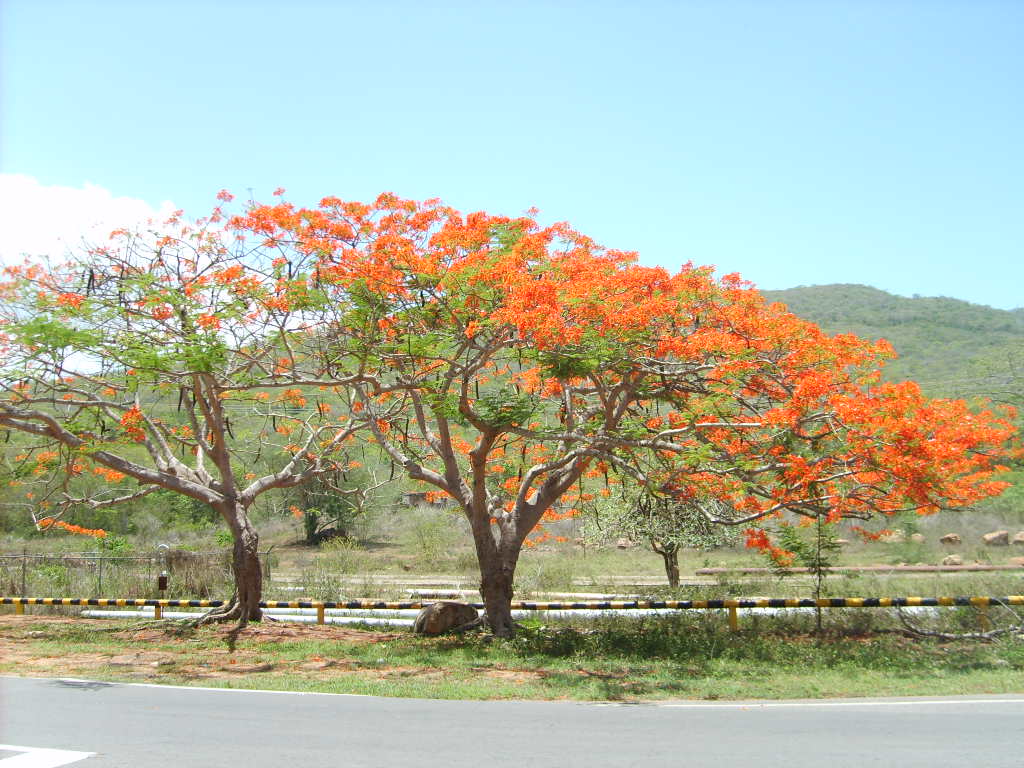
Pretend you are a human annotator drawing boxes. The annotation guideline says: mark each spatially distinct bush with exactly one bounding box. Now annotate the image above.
[514,556,585,594]
[298,538,370,600]
[399,506,467,565]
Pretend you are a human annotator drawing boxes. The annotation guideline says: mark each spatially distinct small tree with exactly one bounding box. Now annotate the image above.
[0,195,360,627]
[293,463,387,544]
[583,491,737,588]
[769,518,842,632]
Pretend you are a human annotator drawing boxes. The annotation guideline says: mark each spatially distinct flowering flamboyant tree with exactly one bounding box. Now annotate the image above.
[229,193,1017,636]
[0,194,361,627]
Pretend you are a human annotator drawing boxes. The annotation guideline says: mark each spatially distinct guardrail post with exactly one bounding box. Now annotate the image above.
[728,606,739,631]
[316,604,325,625]
[15,601,24,615]
[154,603,162,620]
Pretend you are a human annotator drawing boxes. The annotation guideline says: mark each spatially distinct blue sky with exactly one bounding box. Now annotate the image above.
[2,0,1021,309]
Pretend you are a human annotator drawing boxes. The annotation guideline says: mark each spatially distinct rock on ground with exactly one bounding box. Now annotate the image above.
[412,601,479,636]
[940,533,962,546]
[982,530,1009,547]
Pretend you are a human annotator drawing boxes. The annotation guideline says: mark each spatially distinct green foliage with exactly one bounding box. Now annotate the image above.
[474,388,539,428]
[34,563,71,592]
[98,535,131,554]
[769,517,841,629]
[10,316,102,352]
[296,467,377,543]
[149,490,218,531]
[772,520,842,577]
[583,492,739,552]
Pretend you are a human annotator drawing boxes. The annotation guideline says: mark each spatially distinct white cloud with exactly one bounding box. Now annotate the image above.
[0,174,178,264]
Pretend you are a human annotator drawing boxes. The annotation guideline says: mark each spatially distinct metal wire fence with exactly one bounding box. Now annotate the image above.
[0,550,274,599]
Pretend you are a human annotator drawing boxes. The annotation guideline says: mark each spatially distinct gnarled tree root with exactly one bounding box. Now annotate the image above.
[189,595,262,649]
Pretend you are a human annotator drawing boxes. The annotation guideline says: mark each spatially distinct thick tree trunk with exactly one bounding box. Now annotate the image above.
[660,546,680,589]
[230,528,263,622]
[467,504,520,637]
[197,503,262,627]
[479,555,516,637]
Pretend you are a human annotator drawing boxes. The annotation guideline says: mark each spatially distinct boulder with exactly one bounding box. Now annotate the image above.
[982,530,1010,547]
[1012,531,1024,546]
[412,601,479,636]
[616,538,634,549]
[909,533,925,544]
[834,538,851,546]
[941,554,963,566]
[939,533,962,546]
[1009,557,1024,567]
[879,529,905,544]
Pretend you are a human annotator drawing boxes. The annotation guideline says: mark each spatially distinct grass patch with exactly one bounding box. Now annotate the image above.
[2,613,1021,702]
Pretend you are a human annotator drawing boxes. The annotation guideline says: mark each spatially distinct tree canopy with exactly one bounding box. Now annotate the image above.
[0,195,362,625]
[226,193,1017,634]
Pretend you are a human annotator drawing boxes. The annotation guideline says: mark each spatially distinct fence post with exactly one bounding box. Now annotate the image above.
[316,603,325,625]
[97,552,103,596]
[728,606,739,631]
[20,548,27,597]
[15,600,24,616]
[154,603,162,620]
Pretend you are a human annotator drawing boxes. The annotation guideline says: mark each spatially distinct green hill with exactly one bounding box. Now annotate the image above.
[760,284,1024,400]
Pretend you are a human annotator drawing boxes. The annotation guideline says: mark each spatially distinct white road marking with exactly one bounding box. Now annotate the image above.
[0,746,93,767]
[661,698,1024,709]
[8,675,1024,709]
[45,677,362,697]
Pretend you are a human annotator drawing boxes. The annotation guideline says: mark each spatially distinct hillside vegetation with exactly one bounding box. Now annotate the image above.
[762,284,1024,400]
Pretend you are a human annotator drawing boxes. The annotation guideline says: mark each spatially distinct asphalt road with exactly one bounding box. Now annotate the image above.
[2,676,1023,767]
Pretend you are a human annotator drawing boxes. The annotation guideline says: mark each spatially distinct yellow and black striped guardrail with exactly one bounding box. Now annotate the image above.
[4,595,1023,628]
